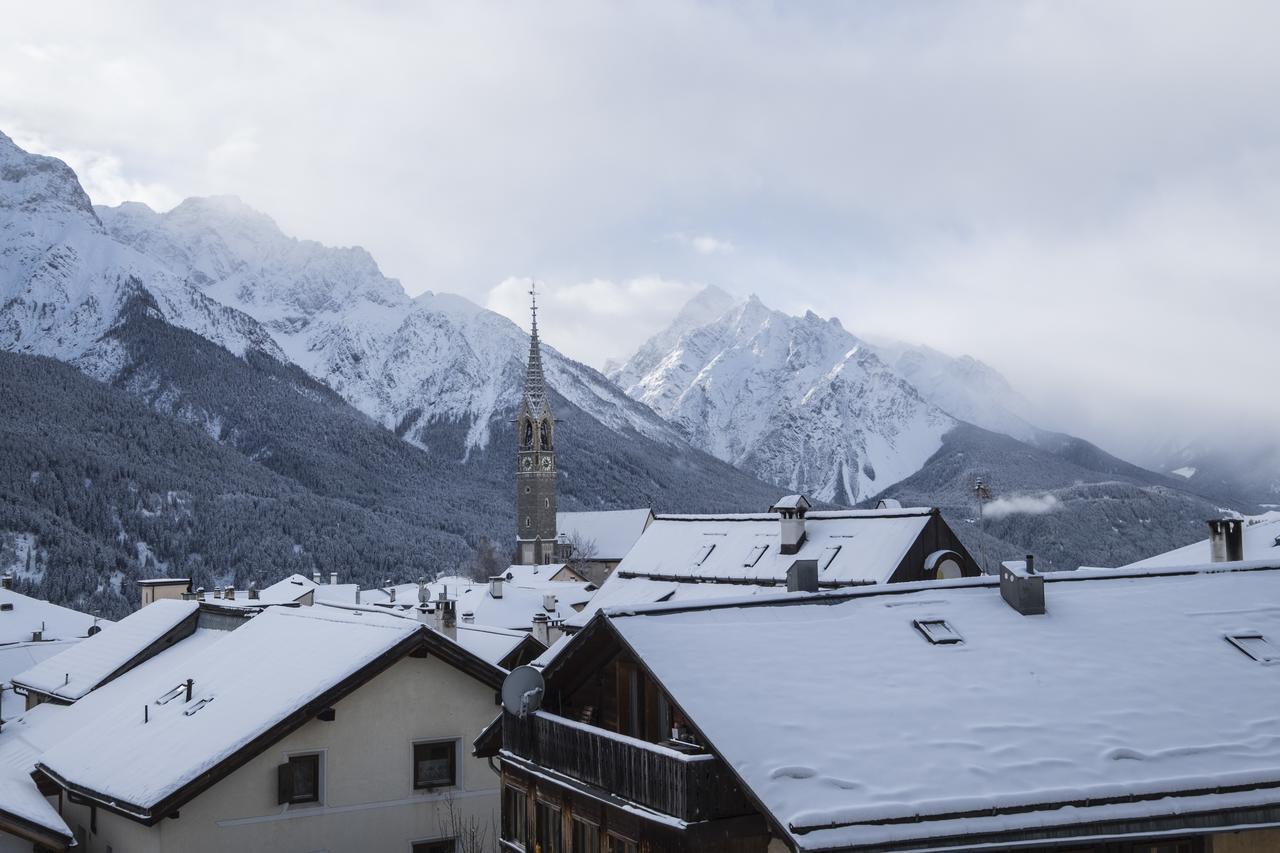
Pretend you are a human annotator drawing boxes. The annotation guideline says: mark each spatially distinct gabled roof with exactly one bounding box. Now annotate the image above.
[12,599,197,702]
[1124,512,1280,569]
[0,587,104,645]
[556,508,653,560]
[33,605,505,823]
[582,563,1280,850]
[565,508,938,627]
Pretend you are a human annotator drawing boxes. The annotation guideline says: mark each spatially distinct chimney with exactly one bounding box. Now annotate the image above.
[1000,558,1045,615]
[543,593,557,612]
[248,581,259,600]
[31,630,42,642]
[330,572,338,586]
[224,586,235,601]
[435,599,457,640]
[213,587,223,599]
[312,571,322,585]
[786,559,819,593]
[490,576,504,599]
[1208,519,1245,563]
[532,612,550,646]
[196,587,206,601]
[0,575,12,590]
[771,495,811,556]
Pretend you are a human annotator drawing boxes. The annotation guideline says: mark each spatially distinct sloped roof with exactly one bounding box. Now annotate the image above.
[35,606,426,818]
[600,563,1280,850]
[362,575,595,631]
[0,587,104,645]
[1124,513,1280,569]
[556,509,653,560]
[455,622,542,667]
[12,599,197,701]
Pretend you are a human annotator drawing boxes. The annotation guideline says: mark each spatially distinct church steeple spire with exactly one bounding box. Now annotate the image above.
[515,280,558,564]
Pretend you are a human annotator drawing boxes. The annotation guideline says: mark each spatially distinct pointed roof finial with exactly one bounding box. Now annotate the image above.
[521,278,549,417]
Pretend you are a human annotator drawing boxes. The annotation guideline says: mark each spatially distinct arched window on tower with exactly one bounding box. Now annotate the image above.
[539,420,551,451]
[523,420,534,449]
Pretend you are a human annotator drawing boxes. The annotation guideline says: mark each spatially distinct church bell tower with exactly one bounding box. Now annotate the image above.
[515,283,558,564]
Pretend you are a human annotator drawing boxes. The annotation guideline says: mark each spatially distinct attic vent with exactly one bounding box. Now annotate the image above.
[914,619,963,645]
[1227,633,1280,664]
[183,697,214,716]
[156,684,186,705]
[694,544,716,566]
[818,545,842,571]
[743,544,768,567]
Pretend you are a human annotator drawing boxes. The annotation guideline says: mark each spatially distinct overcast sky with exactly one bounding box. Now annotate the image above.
[2,1,1277,462]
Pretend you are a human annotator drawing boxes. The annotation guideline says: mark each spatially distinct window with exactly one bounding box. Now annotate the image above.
[536,800,562,853]
[818,545,842,571]
[605,833,637,853]
[502,785,528,847]
[913,619,962,645]
[412,841,455,853]
[571,817,599,853]
[1227,633,1280,663]
[413,740,457,790]
[545,498,550,509]
[693,543,716,565]
[277,753,321,805]
[743,544,768,567]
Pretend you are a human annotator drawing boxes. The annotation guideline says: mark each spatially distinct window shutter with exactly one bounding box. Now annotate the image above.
[276,763,292,804]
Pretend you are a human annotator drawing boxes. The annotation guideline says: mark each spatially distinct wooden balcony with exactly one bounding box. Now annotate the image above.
[502,711,753,822]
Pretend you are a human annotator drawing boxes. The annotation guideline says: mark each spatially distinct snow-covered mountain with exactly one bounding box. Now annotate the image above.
[97,196,682,455]
[0,132,283,377]
[610,294,956,503]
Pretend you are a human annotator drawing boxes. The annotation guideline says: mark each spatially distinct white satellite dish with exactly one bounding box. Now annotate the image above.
[501,665,545,718]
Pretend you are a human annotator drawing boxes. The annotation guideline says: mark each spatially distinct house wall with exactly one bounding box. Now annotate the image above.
[1210,827,1280,852]
[61,653,501,853]
[889,514,982,583]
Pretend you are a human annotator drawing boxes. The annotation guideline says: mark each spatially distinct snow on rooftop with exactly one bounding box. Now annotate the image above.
[36,606,420,813]
[454,623,536,667]
[0,587,104,645]
[556,509,652,560]
[361,575,594,632]
[1124,512,1280,570]
[604,565,1280,849]
[12,599,197,702]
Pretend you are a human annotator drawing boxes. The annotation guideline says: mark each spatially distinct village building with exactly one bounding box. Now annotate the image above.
[0,577,104,696]
[553,509,654,585]
[564,494,980,630]
[482,559,1280,852]
[1121,513,1280,569]
[0,593,511,852]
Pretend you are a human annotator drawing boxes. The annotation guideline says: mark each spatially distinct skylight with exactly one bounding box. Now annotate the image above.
[914,619,962,645]
[818,545,842,571]
[694,543,716,566]
[1227,633,1280,664]
[743,544,768,567]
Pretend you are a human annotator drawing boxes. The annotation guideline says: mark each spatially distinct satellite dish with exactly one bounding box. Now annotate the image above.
[501,665,545,718]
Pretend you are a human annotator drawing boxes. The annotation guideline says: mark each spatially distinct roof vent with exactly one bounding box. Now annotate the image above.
[543,593,557,612]
[914,619,963,645]
[1227,633,1280,663]
[1000,555,1045,615]
[490,576,504,599]
[786,559,819,593]
[1209,518,1245,563]
[771,494,811,556]
[0,603,12,612]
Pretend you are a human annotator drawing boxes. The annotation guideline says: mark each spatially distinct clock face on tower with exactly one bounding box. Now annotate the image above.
[522,457,533,471]
[541,455,553,471]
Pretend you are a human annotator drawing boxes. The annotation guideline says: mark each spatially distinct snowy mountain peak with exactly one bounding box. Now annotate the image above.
[0,131,101,229]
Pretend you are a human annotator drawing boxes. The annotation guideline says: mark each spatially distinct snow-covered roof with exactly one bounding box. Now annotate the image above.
[35,606,423,816]
[0,639,79,691]
[596,564,1280,849]
[454,623,540,667]
[556,509,653,560]
[0,587,104,645]
[362,575,595,631]
[1123,512,1280,569]
[566,508,936,627]
[12,599,197,702]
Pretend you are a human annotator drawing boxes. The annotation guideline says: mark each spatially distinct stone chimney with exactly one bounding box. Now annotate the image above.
[224,586,235,601]
[1208,519,1245,563]
[771,495,812,555]
[1000,556,1045,615]
[330,572,339,586]
[312,571,322,585]
[532,612,550,647]
[435,599,457,640]
[248,582,259,601]
[490,576,505,599]
[786,559,819,593]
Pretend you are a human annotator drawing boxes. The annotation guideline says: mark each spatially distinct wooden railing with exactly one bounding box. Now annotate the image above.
[502,711,752,822]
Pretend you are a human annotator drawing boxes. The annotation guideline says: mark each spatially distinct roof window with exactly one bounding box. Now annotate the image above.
[743,544,768,567]
[1227,633,1280,663]
[693,544,716,566]
[818,545,842,571]
[914,619,962,645]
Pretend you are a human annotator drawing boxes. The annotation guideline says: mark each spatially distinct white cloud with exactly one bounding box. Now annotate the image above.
[672,233,735,255]
[485,276,703,367]
[983,494,1061,521]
